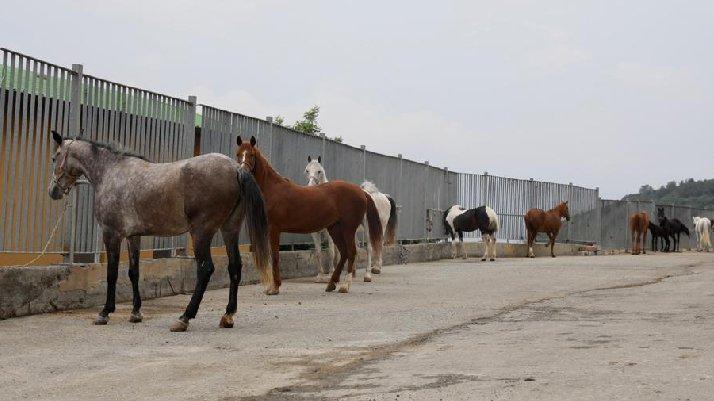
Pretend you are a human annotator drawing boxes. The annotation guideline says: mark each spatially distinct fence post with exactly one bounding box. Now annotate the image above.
[483,171,489,205]
[361,145,366,181]
[265,116,274,161]
[66,64,83,264]
[186,96,197,158]
[178,95,197,257]
[625,200,631,251]
[567,182,573,243]
[593,187,602,246]
[424,161,430,240]
[320,132,326,160]
[397,154,403,240]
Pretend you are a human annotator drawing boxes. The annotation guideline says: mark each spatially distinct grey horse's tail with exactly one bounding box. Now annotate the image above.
[385,195,398,245]
[236,168,272,286]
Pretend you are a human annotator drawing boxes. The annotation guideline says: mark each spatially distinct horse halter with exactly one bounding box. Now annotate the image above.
[51,141,79,195]
[238,150,256,173]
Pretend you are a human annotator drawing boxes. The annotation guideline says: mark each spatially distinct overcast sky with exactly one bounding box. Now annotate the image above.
[2,1,712,199]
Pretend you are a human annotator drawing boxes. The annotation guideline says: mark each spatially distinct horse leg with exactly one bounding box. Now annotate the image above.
[127,235,143,323]
[527,230,535,258]
[364,225,373,282]
[339,228,358,293]
[326,223,347,292]
[267,228,281,295]
[676,232,681,252]
[94,232,122,325]
[219,229,241,329]
[549,233,556,258]
[170,234,215,332]
[631,230,637,255]
[450,233,457,259]
[480,233,488,261]
[490,234,497,261]
[459,231,467,259]
[313,231,329,283]
[641,230,646,255]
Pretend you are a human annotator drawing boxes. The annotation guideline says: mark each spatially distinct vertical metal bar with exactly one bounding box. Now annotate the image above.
[5,54,22,250]
[66,64,83,263]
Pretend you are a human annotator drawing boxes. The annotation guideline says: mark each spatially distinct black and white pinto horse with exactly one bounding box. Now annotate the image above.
[443,205,499,261]
[657,207,690,252]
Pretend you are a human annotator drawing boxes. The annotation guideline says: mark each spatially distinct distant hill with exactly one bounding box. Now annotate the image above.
[622,179,714,209]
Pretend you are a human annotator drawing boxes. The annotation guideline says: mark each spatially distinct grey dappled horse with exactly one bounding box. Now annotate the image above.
[48,131,271,332]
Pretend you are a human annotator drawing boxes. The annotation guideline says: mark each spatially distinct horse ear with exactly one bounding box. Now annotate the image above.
[236,135,242,146]
[307,155,312,162]
[564,201,568,205]
[250,136,257,147]
[318,156,322,163]
[52,130,63,146]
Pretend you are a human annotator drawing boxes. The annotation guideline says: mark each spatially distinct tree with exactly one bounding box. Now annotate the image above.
[292,105,321,135]
[274,115,285,126]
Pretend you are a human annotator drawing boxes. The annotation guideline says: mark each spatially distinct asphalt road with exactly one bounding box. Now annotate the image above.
[1,252,713,400]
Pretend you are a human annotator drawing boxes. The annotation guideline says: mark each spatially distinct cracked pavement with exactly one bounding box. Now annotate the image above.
[1,253,713,400]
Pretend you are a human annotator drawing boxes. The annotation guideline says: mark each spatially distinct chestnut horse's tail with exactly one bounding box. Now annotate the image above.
[384,195,398,245]
[236,168,273,287]
[365,194,384,260]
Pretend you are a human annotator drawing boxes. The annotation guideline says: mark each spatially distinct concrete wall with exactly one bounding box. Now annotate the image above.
[0,242,582,319]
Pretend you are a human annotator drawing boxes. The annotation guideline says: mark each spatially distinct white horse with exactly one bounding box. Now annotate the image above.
[359,181,398,282]
[304,156,336,283]
[693,216,712,252]
[305,157,397,282]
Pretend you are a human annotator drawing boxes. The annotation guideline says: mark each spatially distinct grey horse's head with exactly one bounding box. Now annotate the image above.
[48,131,82,200]
[305,155,326,186]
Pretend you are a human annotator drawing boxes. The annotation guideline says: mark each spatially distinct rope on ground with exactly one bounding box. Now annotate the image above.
[8,199,71,268]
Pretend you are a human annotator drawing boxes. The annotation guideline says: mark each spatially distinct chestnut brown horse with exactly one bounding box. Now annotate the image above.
[236,136,382,294]
[524,201,570,258]
[629,212,649,255]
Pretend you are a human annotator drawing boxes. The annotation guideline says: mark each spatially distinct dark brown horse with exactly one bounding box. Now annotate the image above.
[524,201,570,258]
[629,212,649,255]
[236,136,382,294]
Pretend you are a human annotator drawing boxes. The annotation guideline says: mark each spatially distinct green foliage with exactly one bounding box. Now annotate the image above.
[292,105,321,135]
[274,115,285,126]
[623,178,714,209]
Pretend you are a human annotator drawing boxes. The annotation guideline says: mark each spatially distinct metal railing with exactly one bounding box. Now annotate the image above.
[0,47,606,265]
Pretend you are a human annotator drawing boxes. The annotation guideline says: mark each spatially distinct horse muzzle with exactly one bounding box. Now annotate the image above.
[49,184,64,200]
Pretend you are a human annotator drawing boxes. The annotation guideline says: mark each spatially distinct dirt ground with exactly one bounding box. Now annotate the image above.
[1,252,713,400]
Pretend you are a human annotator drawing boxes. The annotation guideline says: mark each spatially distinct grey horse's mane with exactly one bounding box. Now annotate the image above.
[64,137,149,161]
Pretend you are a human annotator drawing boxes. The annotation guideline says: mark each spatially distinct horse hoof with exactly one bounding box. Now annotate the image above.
[551,255,556,258]
[371,267,381,274]
[265,287,280,296]
[325,282,336,292]
[338,285,349,293]
[364,276,372,282]
[169,319,189,332]
[129,312,143,323]
[490,258,495,262]
[93,314,108,325]
[219,314,234,328]
[481,258,486,261]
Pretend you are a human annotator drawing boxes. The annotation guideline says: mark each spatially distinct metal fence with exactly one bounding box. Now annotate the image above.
[0,47,616,266]
[198,105,458,246]
[457,174,600,244]
[599,199,714,251]
[0,48,196,263]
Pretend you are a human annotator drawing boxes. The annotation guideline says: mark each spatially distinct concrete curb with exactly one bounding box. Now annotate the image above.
[0,242,582,319]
